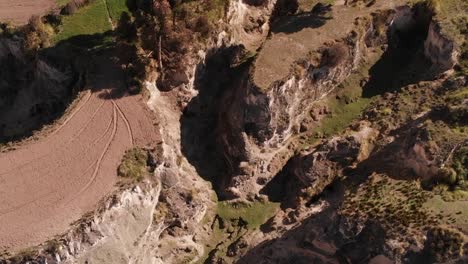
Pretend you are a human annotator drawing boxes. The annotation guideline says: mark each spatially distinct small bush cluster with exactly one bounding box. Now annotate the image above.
[118,147,148,181]
[320,43,349,68]
[341,176,438,241]
[0,22,14,37]
[425,227,465,262]
[61,0,95,16]
[436,146,467,193]
[21,16,55,53]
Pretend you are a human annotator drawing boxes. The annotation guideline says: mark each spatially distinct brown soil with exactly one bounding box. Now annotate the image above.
[0,0,55,25]
[0,57,159,251]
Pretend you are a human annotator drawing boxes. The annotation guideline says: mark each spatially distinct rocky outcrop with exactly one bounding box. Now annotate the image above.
[50,184,162,264]
[424,22,459,72]
[391,5,458,73]
[216,8,395,199]
[220,0,277,51]
[206,2,462,200]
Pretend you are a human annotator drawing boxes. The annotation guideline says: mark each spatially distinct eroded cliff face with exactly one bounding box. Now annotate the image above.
[240,76,467,264]
[424,21,459,72]
[0,38,77,143]
[209,3,461,200]
[214,8,395,199]
[48,185,162,264]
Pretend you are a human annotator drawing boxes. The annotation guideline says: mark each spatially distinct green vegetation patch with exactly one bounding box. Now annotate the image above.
[303,50,382,145]
[424,194,468,233]
[447,86,468,103]
[118,147,148,181]
[197,200,280,263]
[425,226,466,263]
[107,0,129,24]
[217,200,280,229]
[55,0,112,42]
[342,175,439,241]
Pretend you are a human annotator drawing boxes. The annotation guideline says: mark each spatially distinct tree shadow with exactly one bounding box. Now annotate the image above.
[271,8,332,34]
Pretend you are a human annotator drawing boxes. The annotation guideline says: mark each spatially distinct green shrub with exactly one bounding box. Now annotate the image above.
[452,146,467,182]
[439,167,458,185]
[118,147,148,180]
[22,16,55,52]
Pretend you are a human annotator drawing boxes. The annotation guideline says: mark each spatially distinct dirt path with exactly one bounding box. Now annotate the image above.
[0,0,55,25]
[0,57,159,251]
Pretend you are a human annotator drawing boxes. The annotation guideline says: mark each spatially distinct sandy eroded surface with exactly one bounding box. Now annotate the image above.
[0,58,159,251]
[0,0,55,25]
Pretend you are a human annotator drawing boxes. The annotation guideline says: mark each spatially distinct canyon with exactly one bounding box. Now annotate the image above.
[0,0,466,263]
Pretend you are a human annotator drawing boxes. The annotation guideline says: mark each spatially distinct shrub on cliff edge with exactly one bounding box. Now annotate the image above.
[118,147,148,181]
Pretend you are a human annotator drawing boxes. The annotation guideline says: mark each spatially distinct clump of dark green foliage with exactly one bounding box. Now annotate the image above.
[118,147,148,181]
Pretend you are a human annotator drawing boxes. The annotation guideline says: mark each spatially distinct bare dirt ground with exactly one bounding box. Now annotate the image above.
[0,57,159,251]
[0,0,55,25]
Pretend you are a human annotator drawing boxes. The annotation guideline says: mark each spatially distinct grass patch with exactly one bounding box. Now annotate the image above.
[197,200,279,263]
[447,86,468,103]
[217,200,280,229]
[314,98,371,139]
[304,50,382,145]
[424,194,468,233]
[118,147,148,181]
[107,0,129,24]
[55,0,112,42]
